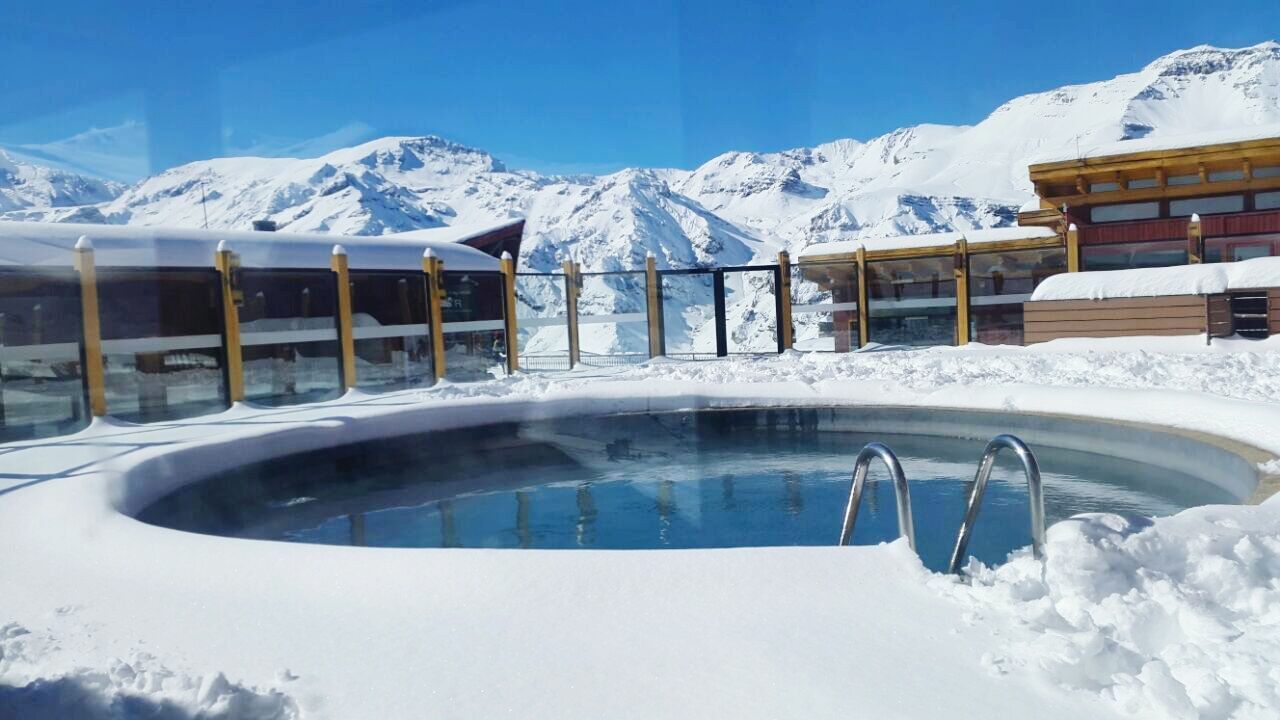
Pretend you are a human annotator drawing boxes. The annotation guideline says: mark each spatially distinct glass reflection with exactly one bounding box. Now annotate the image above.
[866,256,956,346]
[349,271,432,391]
[792,263,859,352]
[441,272,507,381]
[238,269,343,406]
[968,248,1066,345]
[0,268,87,440]
[1081,241,1187,271]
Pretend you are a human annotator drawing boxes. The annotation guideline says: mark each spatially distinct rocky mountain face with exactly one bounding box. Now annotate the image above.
[4,42,1280,353]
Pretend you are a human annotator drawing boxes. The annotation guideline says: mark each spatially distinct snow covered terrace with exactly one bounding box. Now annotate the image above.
[2,337,1280,718]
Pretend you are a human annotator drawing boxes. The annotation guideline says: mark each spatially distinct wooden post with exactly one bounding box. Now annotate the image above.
[563,260,581,367]
[955,236,971,346]
[1066,223,1081,273]
[423,249,446,381]
[1187,213,1203,264]
[73,237,107,417]
[776,251,794,351]
[215,241,245,402]
[499,251,520,373]
[331,245,357,389]
[645,253,662,358]
[855,246,870,348]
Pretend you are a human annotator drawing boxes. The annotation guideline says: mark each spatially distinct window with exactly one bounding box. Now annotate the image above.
[349,271,432,391]
[1091,202,1160,223]
[1169,195,1244,216]
[1254,166,1280,179]
[440,272,508,381]
[97,269,228,422]
[1167,174,1200,186]
[866,256,956,346]
[968,248,1067,346]
[1208,169,1244,182]
[1081,241,1187,271]
[1090,181,1120,192]
[791,262,859,352]
[1205,234,1280,262]
[1127,177,1158,189]
[237,269,343,406]
[0,268,88,441]
[1256,191,1280,210]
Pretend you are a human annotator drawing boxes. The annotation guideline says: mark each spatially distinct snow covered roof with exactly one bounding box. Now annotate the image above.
[384,219,523,245]
[1030,256,1280,301]
[1029,122,1280,166]
[798,226,1059,260]
[0,221,500,272]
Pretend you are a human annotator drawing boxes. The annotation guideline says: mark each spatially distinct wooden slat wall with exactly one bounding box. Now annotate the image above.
[1202,209,1280,236]
[1270,289,1280,336]
[1023,296,1207,344]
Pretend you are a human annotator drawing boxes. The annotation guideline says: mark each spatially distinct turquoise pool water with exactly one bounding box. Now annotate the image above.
[138,408,1235,571]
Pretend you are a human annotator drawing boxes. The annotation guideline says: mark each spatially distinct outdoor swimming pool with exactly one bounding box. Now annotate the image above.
[138,407,1239,571]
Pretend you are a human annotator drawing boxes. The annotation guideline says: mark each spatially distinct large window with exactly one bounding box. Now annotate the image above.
[866,256,956,346]
[791,263,859,352]
[97,269,228,422]
[349,271,432,391]
[0,268,87,441]
[1169,195,1244,217]
[1090,202,1160,223]
[238,269,343,406]
[440,272,507,381]
[968,248,1067,346]
[1205,234,1280,263]
[1081,241,1187,271]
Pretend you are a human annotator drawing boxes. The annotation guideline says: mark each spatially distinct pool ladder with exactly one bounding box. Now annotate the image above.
[838,434,1046,574]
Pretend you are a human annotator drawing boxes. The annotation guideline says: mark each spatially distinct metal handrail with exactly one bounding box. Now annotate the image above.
[948,434,1046,574]
[838,442,916,552]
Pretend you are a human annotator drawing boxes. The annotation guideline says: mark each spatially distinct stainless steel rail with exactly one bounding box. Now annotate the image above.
[948,434,1046,574]
[838,442,916,552]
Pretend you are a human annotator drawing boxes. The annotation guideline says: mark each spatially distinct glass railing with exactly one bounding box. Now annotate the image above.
[577,271,649,366]
[515,273,571,371]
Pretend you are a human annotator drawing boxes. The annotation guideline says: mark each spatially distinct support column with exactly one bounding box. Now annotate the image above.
[500,251,520,373]
[645,253,663,358]
[955,236,971,346]
[1066,223,1081,273]
[423,249,447,381]
[73,237,107,417]
[856,247,870,348]
[331,245,357,390]
[712,269,728,357]
[215,241,245,402]
[1188,213,1203,264]
[776,251,794,352]
[563,260,581,368]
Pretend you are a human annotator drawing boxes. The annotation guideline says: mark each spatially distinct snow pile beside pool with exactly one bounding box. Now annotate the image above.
[0,621,299,718]
[1030,256,1280,301]
[945,499,1280,719]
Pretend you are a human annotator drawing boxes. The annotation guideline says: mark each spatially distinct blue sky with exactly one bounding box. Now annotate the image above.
[3,0,1278,180]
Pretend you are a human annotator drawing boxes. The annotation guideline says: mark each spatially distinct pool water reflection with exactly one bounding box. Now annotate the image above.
[138,409,1234,571]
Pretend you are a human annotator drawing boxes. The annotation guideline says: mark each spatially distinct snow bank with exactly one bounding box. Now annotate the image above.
[943,503,1280,719]
[1031,256,1280,301]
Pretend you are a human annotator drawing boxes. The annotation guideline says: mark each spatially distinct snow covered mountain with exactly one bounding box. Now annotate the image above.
[0,149,124,218]
[4,42,1280,354]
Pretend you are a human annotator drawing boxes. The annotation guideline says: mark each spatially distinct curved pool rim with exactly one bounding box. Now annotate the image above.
[115,395,1279,530]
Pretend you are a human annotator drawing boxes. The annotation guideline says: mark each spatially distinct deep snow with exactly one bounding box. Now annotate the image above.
[1,336,1279,719]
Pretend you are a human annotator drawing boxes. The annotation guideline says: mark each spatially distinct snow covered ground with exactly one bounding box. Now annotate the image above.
[2,336,1279,719]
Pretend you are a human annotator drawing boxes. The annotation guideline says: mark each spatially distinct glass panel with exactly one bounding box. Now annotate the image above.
[441,272,507,381]
[724,269,777,354]
[98,269,227,422]
[968,248,1067,346]
[515,273,571,371]
[1254,166,1280,179]
[578,272,649,366]
[660,272,716,358]
[1169,195,1243,217]
[1205,234,1280,263]
[1168,174,1200,186]
[350,271,432,391]
[1090,181,1120,192]
[1081,241,1187,271]
[1209,169,1244,182]
[866,256,956,347]
[791,263,859,352]
[1091,202,1160,223]
[1127,177,1158,189]
[238,269,342,406]
[0,268,87,441]
[1255,191,1280,211]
